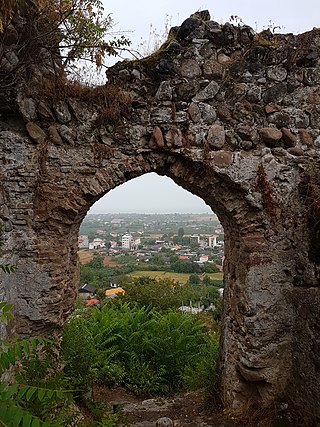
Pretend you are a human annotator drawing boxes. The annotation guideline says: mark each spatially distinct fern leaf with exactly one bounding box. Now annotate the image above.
[17,385,29,399]
[22,414,33,427]
[31,418,40,427]
[26,386,36,401]
[37,388,46,402]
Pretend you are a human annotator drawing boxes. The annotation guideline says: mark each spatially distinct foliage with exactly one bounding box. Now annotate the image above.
[0,0,131,84]
[88,253,104,269]
[0,301,13,325]
[122,276,183,311]
[62,302,220,397]
[183,332,219,395]
[0,332,73,426]
[80,262,134,289]
[61,313,99,393]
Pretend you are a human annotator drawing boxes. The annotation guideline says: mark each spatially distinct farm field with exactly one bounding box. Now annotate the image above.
[128,270,223,284]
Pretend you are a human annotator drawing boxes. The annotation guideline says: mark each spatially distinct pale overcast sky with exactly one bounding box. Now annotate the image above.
[90,0,318,214]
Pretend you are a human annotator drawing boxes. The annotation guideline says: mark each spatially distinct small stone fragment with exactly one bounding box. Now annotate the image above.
[281,128,296,147]
[53,101,71,123]
[299,128,313,146]
[265,103,282,114]
[19,97,37,122]
[194,81,220,101]
[176,17,201,39]
[26,122,46,144]
[155,417,174,427]
[165,126,183,147]
[207,124,225,149]
[149,126,164,149]
[259,127,282,147]
[217,53,232,65]
[155,81,173,101]
[188,102,201,123]
[212,150,233,167]
[287,146,304,156]
[48,125,63,145]
[199,102,216,124]
[266,66,287,82]
[217,104,234,123]
[38,102,55,120]
[179,59,202,78]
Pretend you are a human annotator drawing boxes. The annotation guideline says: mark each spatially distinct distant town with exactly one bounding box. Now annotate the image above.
[78,213,225,270]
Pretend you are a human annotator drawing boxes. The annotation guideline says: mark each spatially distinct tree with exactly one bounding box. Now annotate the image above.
[188,273,201,285]
[88,253,104,269]
[0,0,131,86]
[178,227,184,244]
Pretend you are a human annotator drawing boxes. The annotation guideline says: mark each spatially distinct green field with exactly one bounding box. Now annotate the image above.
[128,270,223,284]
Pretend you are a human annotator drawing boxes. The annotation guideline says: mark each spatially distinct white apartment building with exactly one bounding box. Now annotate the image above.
[122,233,133,249]
[208,235,217,248]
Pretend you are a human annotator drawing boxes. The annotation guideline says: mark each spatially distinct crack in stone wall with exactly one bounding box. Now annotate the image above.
[1,7,320,422]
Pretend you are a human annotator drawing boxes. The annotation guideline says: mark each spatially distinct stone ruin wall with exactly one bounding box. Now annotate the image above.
[1,7,320,422]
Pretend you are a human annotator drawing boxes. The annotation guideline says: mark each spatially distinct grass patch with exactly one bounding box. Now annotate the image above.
[128,270,223,284]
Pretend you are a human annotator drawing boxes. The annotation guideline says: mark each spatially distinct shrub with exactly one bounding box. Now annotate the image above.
[67,302,218,396]
[61,314,99,393]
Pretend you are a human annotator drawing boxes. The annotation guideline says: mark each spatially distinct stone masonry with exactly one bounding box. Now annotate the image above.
[1,6,320,423]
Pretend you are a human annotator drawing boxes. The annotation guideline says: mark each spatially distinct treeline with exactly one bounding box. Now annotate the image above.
[80,253,221,288]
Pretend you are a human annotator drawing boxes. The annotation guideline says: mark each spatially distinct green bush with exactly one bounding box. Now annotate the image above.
[183,332,220,395]
[61,314,99,393]
[63,302,219,397]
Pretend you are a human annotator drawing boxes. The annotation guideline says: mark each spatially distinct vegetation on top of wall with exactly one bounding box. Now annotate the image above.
[0,0,130,68]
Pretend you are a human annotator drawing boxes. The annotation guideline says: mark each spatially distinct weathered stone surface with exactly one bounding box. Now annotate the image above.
[179,59,201,78]
[265,103,282,114]
[53,101,72,123]
[47,125,63,145]
[188,102,201,122]
[25,122,46,144]
[259,127,282,147]
[211,150,232,167]
[266,66,287,82]
[207,124,225,149]
[309,105,320,128]
[194,81,219,101]
[262,82,287,104]
[281,128,296,147]
[299,128,313,146]
[150,108,172,124]
[287,146,304,156]
[56,124,74,144]
[203,58,225,79]
[198,102,216,124]
[155,81,173,101]
[38,102,55,120]
[149,126,164,149]
[155,417,173,427]
[2,8,320,425]
[187,124,206,146]
[165,126,183,147]
[18,97,37,122]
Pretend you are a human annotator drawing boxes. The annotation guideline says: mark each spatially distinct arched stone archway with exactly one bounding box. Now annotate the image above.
[1,6,320,421]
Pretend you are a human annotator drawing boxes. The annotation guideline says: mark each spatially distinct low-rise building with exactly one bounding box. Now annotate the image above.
[78,235,89,249]
[105,287,125,298]
[89,238,105,249]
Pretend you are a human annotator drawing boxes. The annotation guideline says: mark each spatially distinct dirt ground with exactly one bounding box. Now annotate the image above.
[92,387,241,427]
